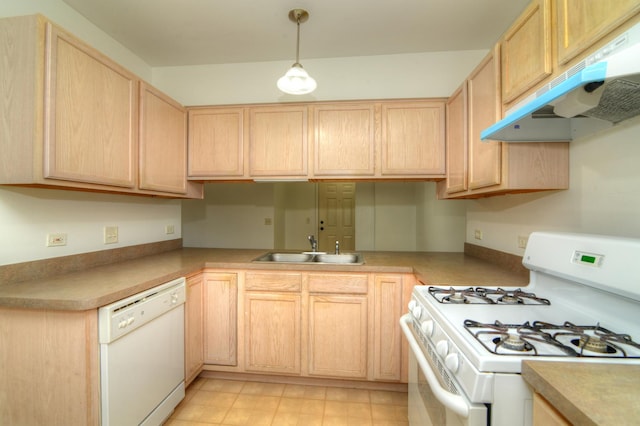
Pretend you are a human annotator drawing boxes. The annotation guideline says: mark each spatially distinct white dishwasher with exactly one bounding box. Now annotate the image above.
[99,277,186,426]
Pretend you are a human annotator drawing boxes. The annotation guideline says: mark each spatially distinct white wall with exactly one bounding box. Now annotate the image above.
[0,188,181,265]
[152,51,487,106]
[466,116,640,256]
[0,0,151,79]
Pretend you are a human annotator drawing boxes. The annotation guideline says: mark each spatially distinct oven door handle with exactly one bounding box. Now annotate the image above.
[400,313,471,418]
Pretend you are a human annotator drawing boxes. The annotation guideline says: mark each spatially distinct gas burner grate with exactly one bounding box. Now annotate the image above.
[428,286,550,305]
[464,320,640,358]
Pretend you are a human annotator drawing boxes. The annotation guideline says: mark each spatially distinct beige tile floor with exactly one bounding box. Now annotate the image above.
[165,377,409,426]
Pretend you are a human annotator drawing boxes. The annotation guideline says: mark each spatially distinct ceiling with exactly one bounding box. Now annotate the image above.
[61,0,530,67]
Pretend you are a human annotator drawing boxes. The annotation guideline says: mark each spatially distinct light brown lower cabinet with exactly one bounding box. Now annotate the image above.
[203,272,238,367]
[0,307,99,425]
[532,393,570,426]
[244,292,302,374]
[307,273,369,379]
[198,269,412,384]
[373,274,404,381]
[244,272,302,375]
[185,273,204,385]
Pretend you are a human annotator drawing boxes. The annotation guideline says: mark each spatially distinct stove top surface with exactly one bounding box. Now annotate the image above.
[428,286,550,305]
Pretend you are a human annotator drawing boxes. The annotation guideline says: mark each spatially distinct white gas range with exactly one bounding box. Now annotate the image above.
[400,232,640,426]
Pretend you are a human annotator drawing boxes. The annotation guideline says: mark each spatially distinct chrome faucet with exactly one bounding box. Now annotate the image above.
[335,240,340,254]
[308,235,318,252]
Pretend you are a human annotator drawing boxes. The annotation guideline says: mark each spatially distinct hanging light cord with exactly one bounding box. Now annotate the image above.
[294,15,301,66]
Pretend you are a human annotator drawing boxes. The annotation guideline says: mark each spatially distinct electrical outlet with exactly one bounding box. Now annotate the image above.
[264,218,272,225]
[47,233,67,247]
[518,235,529,249]
[165,225,175,234]
[104,226,118,244]
[474,229,483,240]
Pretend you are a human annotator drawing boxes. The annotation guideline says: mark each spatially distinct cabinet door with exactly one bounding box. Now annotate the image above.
[0,308,99,425]
[311,103,376,177]
[533,393,570,426]
[139,82,187,194]
[204,272,238,366]
[249,105,308,177]
[501,0,552,103]
[555,0,640,65]
[380,101,445,177]
[468,46,502,190]
[445,83,468,194]
[308,294,368,379]
[373,275,403,381]
[44,23,136,188]
[185,274,204,384]
[188,107,246,178]
[244,292,301,374]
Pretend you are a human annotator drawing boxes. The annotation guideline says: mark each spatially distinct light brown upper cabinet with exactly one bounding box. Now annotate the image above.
[501,0,552,104]
[444,84,468,194]
[139,82,188,194]
[248,105,308,178]
[188,107,246,179]
[380,100,446,178]
[43,21,137,189]
[0,15,202,198]
[468,47,503,191]
[310,103,376,178]
[555,0,640,66]
[438,45,569,199]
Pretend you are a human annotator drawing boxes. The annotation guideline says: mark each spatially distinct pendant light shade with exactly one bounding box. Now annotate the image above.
[277,9,317,95]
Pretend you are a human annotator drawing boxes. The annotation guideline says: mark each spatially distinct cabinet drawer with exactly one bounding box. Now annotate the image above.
[308,274,368,294]
[245,272,302,292]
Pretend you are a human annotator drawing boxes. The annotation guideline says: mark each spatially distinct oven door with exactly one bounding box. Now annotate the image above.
[401,314,488,426]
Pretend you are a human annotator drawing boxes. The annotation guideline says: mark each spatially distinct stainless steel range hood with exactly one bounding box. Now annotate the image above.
[481,21,640,142]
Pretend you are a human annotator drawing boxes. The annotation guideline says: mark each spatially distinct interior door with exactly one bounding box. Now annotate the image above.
[317,183,356,252]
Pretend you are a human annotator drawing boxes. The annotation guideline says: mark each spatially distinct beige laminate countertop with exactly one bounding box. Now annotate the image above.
[0,248,528,311]
[523,361,640,425]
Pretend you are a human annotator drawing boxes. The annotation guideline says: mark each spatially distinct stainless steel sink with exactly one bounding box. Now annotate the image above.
[314,253,361,264]
[254,253,315,263]
[252,252,364,265]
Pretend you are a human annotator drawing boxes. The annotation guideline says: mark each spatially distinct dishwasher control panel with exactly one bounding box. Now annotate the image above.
[98,277,186,343]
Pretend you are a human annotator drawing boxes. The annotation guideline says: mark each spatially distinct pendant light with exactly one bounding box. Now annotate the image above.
[277,9,317,95]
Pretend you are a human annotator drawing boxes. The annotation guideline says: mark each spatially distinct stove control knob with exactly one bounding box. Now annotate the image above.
[408,299,417,311]
[420,320,434,337]
[411,305,422,319]
[436,340,449,357]
[445,353,460,373]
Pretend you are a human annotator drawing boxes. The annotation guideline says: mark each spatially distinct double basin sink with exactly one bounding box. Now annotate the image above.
[253,252,364,265]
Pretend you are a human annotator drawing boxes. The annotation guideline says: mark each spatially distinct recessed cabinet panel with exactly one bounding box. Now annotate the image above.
[244,292,301,374]
[501,0,552,103]
[468,47,502,190]
[312,104,376,177]
[185,274,204,384]
[381,101,445,176]
[445,84,468,194]
[249,106,308,177]
[204,273,238,367]
[139,82,187,194]
[373,275,403,381]
[44,23,136,187]
[308,294,368,379]
[188,108,245,178]
[555,0,640,65]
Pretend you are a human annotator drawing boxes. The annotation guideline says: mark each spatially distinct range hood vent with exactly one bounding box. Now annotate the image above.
[481,21,640,142]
